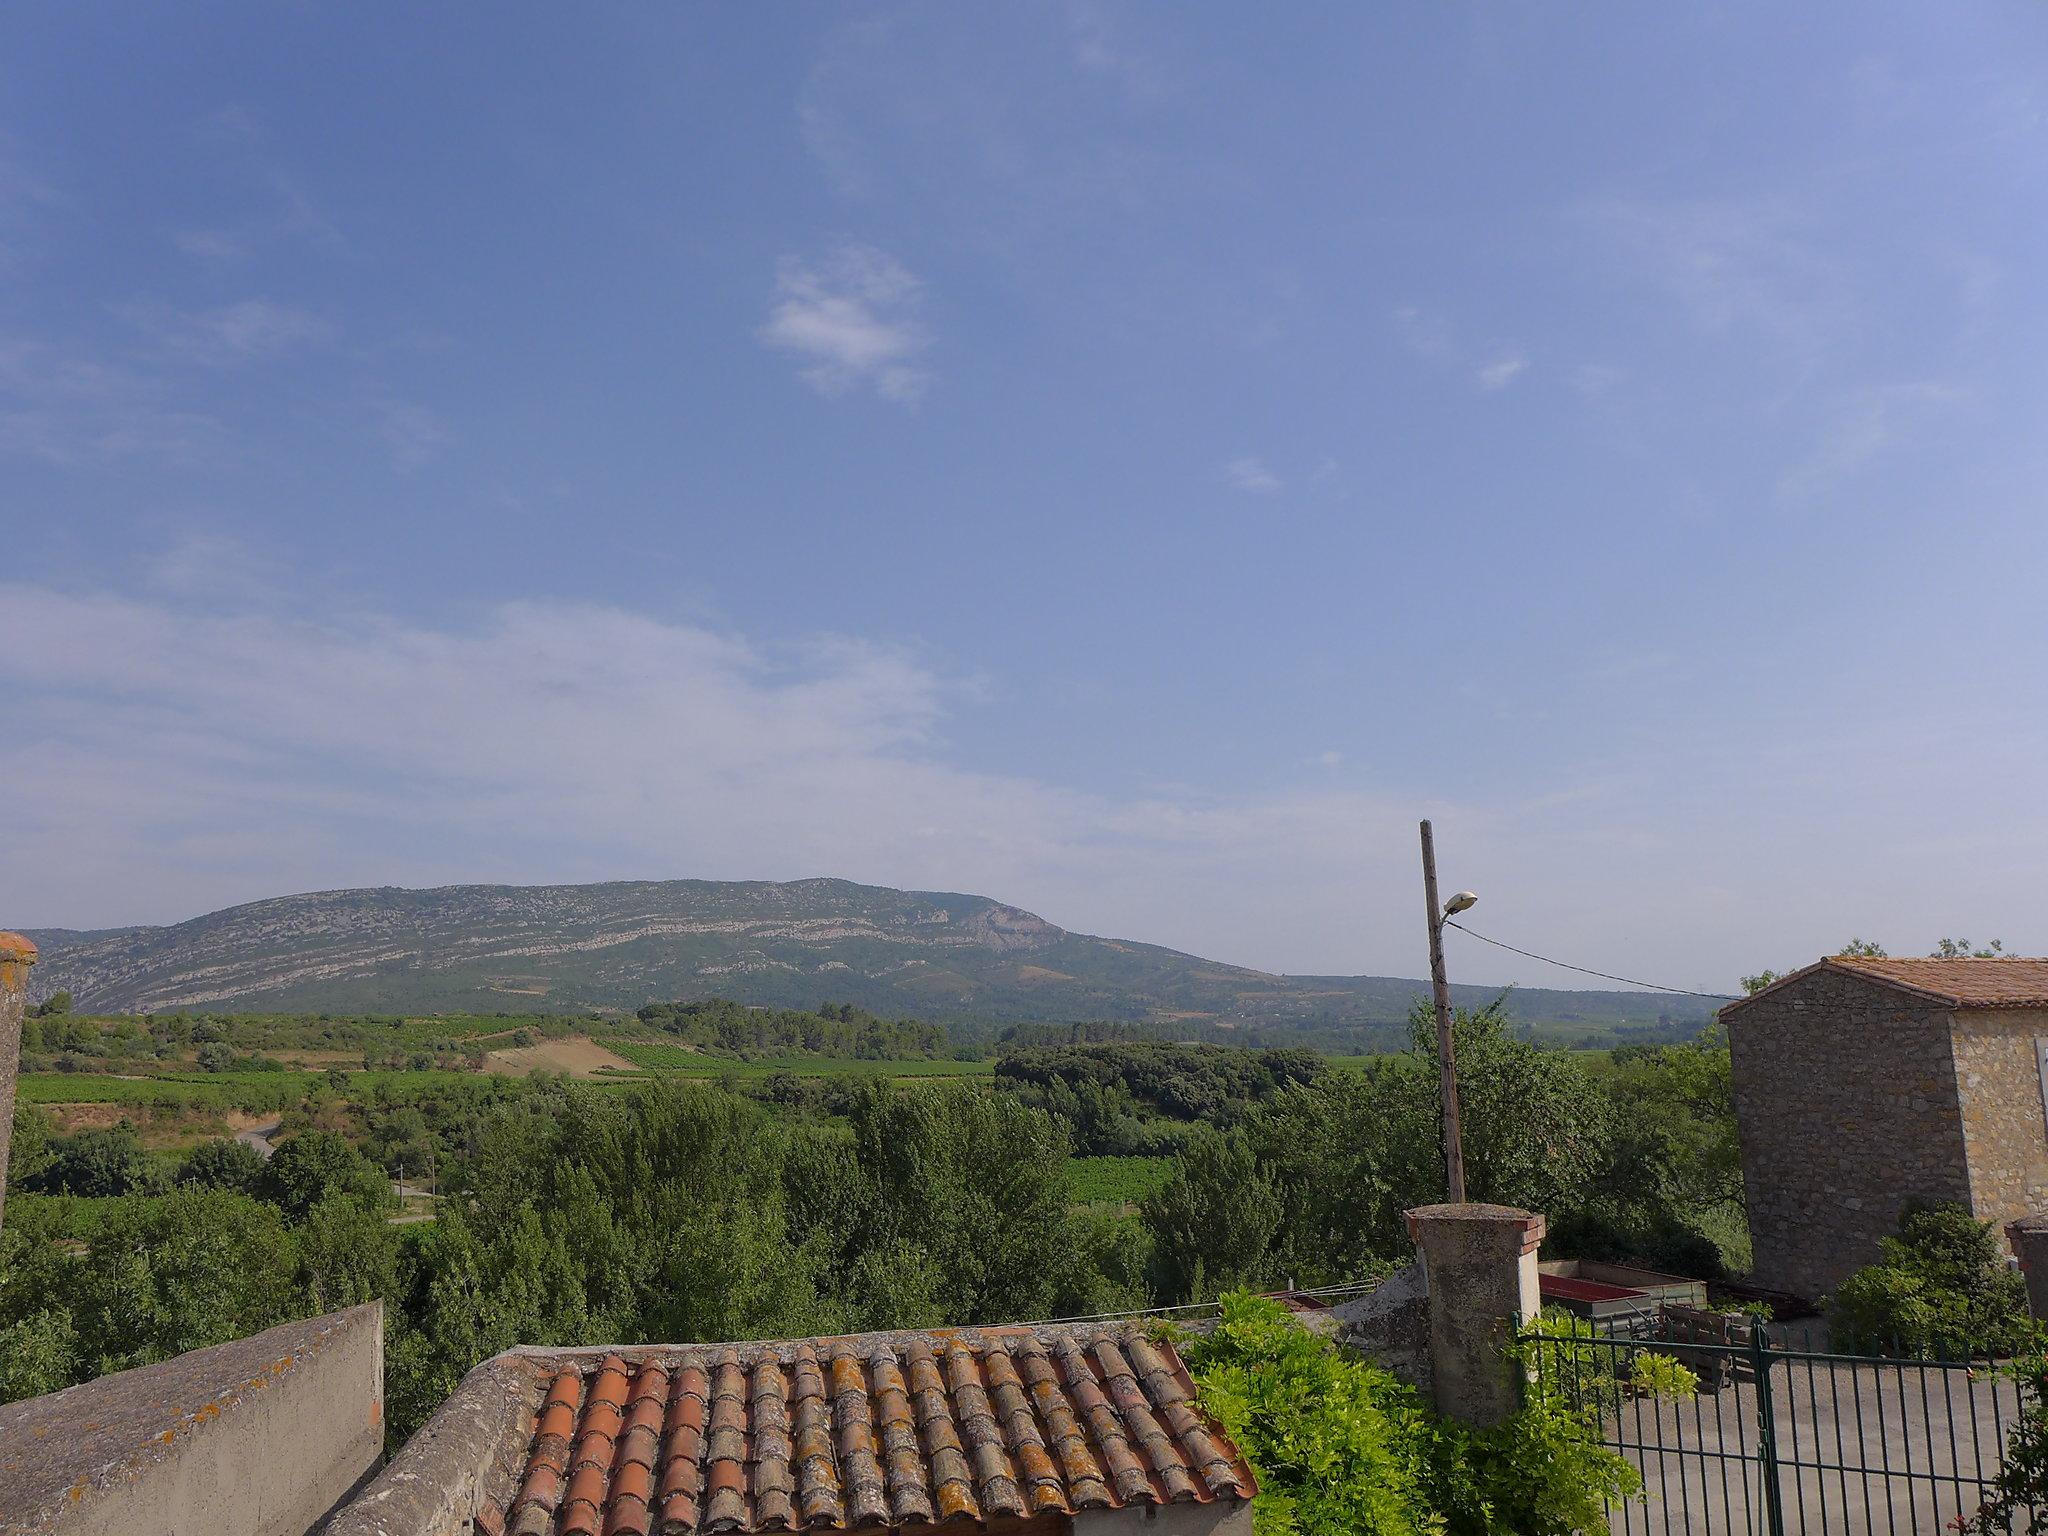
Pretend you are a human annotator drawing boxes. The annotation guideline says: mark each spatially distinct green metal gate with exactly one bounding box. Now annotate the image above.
[1524,1313,2034,1534]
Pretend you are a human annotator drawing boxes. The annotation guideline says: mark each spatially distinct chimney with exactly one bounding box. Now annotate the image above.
[0,931,37,1231]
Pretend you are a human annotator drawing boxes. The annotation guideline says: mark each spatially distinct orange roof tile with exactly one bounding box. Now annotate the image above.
[504,1330,1253,1536]
[1725,955,2048,1013]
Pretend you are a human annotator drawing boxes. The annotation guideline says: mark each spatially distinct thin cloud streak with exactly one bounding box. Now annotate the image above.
[761,244,931,402]
[7,581,2040,989]
[1225,456,1282,494]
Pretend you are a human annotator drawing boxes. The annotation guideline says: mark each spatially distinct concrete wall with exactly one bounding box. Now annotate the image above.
[1405,1203,1543,1428]
[1951,1007,2048,1229]
[1729,969,1971,1300]
[0,1305,383,1536]
[323,1354,543,1536]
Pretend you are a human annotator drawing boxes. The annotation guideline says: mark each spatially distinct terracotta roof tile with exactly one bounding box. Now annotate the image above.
[507,1328,1253,1535]
[1726,955,2048,1013]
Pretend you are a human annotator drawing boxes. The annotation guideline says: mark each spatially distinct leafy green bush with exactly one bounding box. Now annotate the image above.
[1183,1292,1437,1535]
[1830,1201,2031,1357]
[1182,1294,1666,1536]
[1963,1338,2048,1533]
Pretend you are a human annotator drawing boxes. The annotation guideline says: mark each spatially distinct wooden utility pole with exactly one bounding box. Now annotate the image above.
[1419,820,1467,1202]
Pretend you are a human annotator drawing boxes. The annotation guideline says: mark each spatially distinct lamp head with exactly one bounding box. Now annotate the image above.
[1443,891,1478,917]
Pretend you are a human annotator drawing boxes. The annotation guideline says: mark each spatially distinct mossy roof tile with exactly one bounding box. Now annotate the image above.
[506,1326,1252,1534]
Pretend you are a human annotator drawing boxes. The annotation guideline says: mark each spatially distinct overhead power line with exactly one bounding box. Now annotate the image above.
[1441,919,1741,1002]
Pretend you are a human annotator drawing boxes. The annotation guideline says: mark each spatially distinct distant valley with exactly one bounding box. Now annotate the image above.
[21,877,1716,1043]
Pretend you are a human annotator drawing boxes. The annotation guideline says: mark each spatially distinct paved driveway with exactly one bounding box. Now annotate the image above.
[1603,1354,2027,1535]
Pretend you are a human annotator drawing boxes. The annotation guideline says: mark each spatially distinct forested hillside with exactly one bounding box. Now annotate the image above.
[26,877,1714,1046]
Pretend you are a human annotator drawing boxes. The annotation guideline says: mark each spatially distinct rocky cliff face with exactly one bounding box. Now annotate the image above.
[28,879,1079,1015]
[24,876,1719,1033]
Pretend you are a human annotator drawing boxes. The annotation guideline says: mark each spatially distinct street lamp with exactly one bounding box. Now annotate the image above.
[1419,821,1474,1202]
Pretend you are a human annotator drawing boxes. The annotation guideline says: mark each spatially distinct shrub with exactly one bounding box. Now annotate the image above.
[25,1126,160,1198]
[1830,1201,2031,1357]
[256,1131,392,1222]
[1181,1294,1666,1536]
[1964,1337,2048,1532]
[1183,1292,1436,1536]
[179,1137,266,1193]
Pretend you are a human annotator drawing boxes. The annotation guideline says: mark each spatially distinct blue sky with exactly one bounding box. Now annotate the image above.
[5,3,2047,991]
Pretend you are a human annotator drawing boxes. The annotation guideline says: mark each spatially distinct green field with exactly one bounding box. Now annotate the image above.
[602,1041,993,1079]
[15,1067,538,1109]
[16,1051,995,1108]
[1065,1155,1174,1206]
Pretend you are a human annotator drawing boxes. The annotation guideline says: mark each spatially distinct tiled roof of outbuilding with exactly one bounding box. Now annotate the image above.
[1720,954,2048,1015]
[505,1328,1254,1536]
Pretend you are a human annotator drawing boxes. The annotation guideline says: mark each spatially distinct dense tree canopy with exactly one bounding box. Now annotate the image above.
[3,1010,1747,1451]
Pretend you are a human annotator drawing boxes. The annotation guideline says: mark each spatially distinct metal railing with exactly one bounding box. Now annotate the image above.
[1524,1312,2034,1535]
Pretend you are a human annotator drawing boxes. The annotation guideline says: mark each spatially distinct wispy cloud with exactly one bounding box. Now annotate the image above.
[1065,1,1167,100]
[179,106,347,261]
[0,144,62,278]
[146,533,287,598]
[1475,351,1528,391]
[374,399,450,470]
[1569,363,1627,397]
[1393,304,1531,391]
[1775,380,1963,504]
[172,228,251,263]
[1586,195,1848,370]
[127,298,332,366]
[1391,304,1455,366]
[0,580,1436,971]
[6,578,2048,985]
[761,244,931,402]
[1225,456,1282,494]
[0,336,221,466]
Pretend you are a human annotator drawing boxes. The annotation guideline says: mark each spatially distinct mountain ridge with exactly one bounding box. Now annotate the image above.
[20,876,1717,1035]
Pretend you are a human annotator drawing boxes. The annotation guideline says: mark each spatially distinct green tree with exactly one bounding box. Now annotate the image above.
[1831,1201,2032,1356]
[843,1084,1089,1325]
[5,1102,55,1190]
[70,1192,296,1374]
[32,990,72,1017]
[26,1125,158,1197]
[1398,999,1609,1218]
[293,1196,401,1314]
[1142,1129,1284,1302]
[256,1131,391,1222]
[1933,938,2005,959]
[0,1207,82,1397]
[178,1137,265,1193]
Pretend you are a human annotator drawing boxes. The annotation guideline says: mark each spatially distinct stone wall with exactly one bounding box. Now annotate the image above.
[0,931,37,1231]
[0,1304,382,1536]
[1729,969,1971,1300]
[1951,1007,2048,1228]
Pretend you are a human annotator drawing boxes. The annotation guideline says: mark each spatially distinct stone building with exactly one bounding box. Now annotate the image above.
[1724,954,2048,1301]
